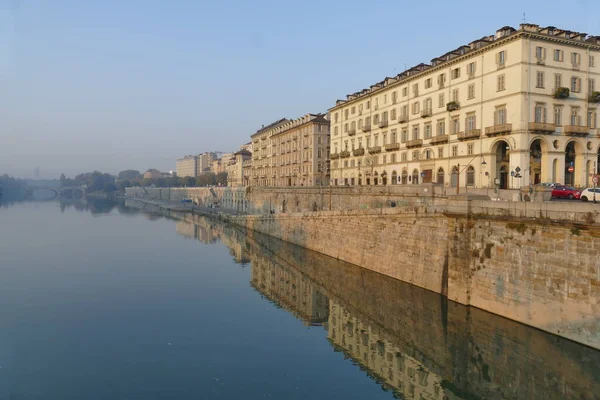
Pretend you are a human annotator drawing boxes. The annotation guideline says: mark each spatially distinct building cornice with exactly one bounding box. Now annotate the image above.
[329,27,600,113]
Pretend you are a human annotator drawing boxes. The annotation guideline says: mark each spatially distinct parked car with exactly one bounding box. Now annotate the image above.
[551,185,581,200]
[579,188,600,202]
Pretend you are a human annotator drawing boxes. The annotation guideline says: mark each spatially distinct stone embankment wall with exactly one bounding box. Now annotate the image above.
[240,228,600,399]
[125,185,445,214]
[224,206,600,350]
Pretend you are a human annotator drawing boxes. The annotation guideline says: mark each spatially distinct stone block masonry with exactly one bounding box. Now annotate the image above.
[225,207,600,350]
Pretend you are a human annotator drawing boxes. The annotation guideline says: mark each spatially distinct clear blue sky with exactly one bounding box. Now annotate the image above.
[1,0,598,178]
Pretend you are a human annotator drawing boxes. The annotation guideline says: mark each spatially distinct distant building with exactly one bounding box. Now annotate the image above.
[227,148,253,187]
[143,169,173,179]
[197,152,218,175]
[250,114,331,186]
[176,155,198,178]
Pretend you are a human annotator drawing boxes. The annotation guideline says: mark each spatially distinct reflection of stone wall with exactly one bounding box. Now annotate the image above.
[234,227,600,400]
[175,221,197,239]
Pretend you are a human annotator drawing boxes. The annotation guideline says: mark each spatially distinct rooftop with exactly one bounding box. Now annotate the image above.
[331,23,600,110]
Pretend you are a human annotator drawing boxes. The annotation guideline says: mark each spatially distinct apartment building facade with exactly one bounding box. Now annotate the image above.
[250,114,331,187]
[329,24,600,189]
[176,155,198,178]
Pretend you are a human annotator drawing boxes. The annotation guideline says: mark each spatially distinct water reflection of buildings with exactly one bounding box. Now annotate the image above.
[250,255,329,327]
[328,301,452,400]
[175,218,250,264]
[167,214,600,400]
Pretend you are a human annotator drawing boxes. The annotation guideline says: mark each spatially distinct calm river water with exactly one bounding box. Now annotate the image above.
[0,199,599,399]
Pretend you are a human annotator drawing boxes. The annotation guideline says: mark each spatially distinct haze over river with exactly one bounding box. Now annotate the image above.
[0,199,598,399]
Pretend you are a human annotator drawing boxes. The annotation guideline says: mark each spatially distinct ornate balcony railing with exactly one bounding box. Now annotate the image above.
[399,114,409,123]
[353,148,365,156]
[348,128,356,136]
[339,150,351,158]
[457,129,481,140]
[528,122,556,134]
[384,143,400,151]
[367,146,382,154]
[378,120,389,128]
[362,124,372,132]
[420,108,432,118]
[485,123,512,136]
[564,125,590,136]
[429,134,449,144]
[405,139,423,148]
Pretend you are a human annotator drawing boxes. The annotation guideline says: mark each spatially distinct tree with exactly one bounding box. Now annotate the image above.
[196,172,216,186]
[216,172,228,186]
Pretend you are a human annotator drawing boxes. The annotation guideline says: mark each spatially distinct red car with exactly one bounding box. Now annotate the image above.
[551,185,581,200]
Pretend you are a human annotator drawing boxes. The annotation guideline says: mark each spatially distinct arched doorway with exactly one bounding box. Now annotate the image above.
[565,141,576,186]
[381,171,388,186]
[401,169,408,184]
[412,169,419,185]
[493,140,510,189]
[391,170,398,184]
[437,168,445,185]
[500,166,509,189]
[450,166,458,187]
[374,171,379,185]
[529,139,542,185]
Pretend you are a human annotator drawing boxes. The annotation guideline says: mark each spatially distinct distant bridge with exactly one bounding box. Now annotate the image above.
[22,186,84,200]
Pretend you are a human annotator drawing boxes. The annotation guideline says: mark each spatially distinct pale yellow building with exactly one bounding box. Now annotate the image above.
[329,24,600,189]
[226,148,252,187]
[176,155,198,178]
[250,114,331,186]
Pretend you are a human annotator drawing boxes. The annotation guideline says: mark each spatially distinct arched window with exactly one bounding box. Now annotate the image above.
[466,166,475,186]
[401,169,408,184]
[451,166,458,187]
[437,168,445,184]
[392,170,398,184]
[412,169,419,184]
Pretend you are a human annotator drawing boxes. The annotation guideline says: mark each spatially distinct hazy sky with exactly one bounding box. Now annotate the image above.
[1,0,599,178]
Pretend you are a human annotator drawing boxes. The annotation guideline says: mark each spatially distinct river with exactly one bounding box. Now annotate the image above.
[0,199,598,399]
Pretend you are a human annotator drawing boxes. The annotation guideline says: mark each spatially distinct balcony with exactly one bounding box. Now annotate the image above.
[367,146,382,154]
[485,123,513,136]
[399,114,409,123]
[348,128,357,136]
[405,139,423,148]
[339,150,351,159]
[362,124,372,132]
[378,120,389,128]
[330,153,340,160]
[446,101,460,112]
[421,108,432,118]
[564,125,590,136]
[457,129,481,140]
[353,148,365,156]
[384,143,400,151]
[528,122,556,134]
[429,134,449,144]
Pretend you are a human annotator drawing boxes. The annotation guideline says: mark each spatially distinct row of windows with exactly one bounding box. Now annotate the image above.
[535,73,595,93]
[535,46,595,67]
[336,99,508,137]
[334,109,507,153]
[334,145,477,167]
[334,51,510,122]
[334,166,476,187]
[534,104,597,127]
